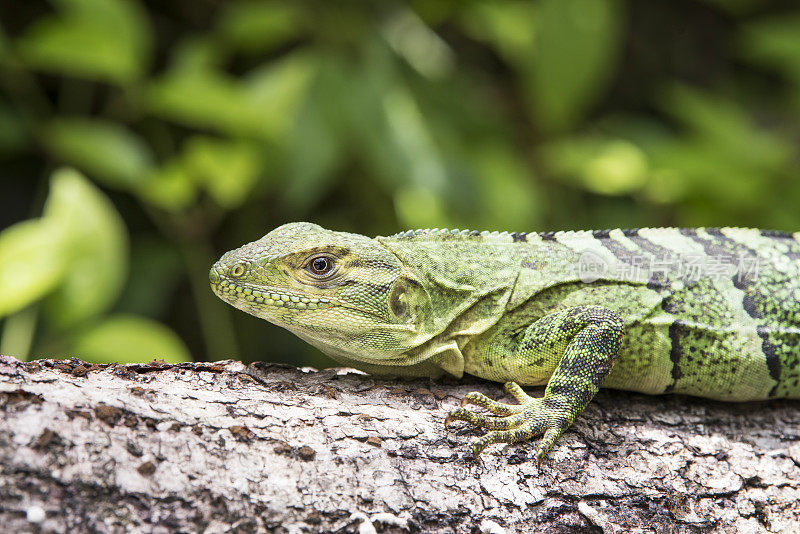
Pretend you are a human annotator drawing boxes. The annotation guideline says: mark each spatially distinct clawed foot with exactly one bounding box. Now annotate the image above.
[445,382,568,463]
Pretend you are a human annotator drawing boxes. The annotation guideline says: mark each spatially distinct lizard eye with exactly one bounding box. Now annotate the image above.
[307,255,335,277]
[230,263,247,278]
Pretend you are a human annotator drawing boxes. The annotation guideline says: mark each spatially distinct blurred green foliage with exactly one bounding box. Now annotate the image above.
[1,0,799,367]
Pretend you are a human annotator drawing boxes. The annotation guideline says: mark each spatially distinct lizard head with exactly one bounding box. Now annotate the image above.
[210,222,433,361]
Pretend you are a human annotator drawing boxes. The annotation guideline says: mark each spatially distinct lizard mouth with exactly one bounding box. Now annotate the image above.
[209,267,392,322]
[211,279,334,311]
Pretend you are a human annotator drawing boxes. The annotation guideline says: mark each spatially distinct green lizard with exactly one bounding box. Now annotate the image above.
[210,222,800,462]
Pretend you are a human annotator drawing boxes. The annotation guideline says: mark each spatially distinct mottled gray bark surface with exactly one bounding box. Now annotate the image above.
[0,355,798,534]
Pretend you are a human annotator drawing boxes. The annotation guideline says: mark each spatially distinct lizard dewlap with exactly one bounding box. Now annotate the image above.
[211,222,800,461]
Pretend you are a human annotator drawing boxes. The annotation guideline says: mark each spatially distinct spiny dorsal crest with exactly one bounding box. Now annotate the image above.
[382,226,798,243]
[384,228,527,240]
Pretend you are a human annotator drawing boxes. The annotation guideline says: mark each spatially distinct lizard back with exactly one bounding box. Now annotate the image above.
[380,227,800,400]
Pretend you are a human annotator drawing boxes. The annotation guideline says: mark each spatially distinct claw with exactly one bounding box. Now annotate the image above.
[458,390,522,416]
[472,439,490,459]
[444,414,455,428]
[446,388,560,460]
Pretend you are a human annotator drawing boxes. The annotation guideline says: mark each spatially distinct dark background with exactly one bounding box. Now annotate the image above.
[1,0,799,368]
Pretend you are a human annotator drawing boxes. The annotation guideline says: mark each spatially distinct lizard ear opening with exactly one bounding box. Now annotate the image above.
[388,273,432,331]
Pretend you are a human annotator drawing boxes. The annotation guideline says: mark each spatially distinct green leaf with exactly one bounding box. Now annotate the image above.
[218,1,302,54]
[16,0,151,84]
[0,219,69,318]
[43,168,128,326]
[473,144,543,229]
[542,136,649,195]
[659,85,791,172]
[283,94,343,210]
[527,0,623,132]
[169,36,225,73]
[146,50,313,141]
[382,87,448,192]
[383,8,454,78]
[243,51,316,143]
[458,1,538,67]
[146,69,246,133]
[43,118,154,189]
[629,86,795,213]
[73,314,190,363]
[184,137,261,209]
[739,14,800,82]
[136,159,198,212]
[283,55,352,209]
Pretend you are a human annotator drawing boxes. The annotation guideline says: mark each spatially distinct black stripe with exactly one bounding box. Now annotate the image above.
[540,231,557,241]
[759,328,782,381]
[623,232,678,289]
[705,228,759,258]
[594,231,639,266]
[685,228,765,294]
[664,320,685,393]
[759,229,800,260]
[683,227,754,267]
[624,232,674,260]
[760,229,794,239]
[757,326,782,397]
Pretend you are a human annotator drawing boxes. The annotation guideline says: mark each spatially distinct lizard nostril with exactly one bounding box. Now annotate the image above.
[209,267,220,284]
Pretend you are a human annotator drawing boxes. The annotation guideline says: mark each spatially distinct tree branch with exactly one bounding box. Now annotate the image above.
[0,355,798,533]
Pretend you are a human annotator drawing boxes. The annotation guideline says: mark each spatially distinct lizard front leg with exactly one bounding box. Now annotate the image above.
[446,306,623,462]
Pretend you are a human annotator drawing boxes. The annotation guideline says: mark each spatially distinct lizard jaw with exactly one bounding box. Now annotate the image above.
[211,277,333,311]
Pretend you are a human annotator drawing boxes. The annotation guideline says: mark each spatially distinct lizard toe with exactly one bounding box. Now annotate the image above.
[471,418,548,458]
[459,391,522,415]
[503,381,535,404]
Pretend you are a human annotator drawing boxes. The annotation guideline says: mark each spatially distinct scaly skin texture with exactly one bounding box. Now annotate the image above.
[210,223,800,462]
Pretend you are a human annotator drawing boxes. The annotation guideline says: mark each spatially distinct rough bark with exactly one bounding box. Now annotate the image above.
[0,355,798,534]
